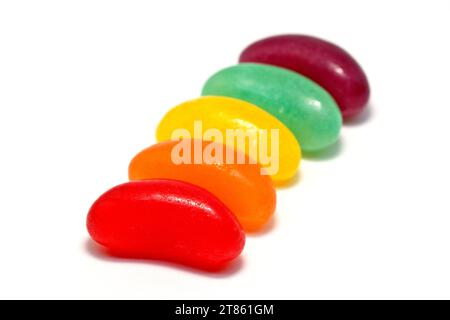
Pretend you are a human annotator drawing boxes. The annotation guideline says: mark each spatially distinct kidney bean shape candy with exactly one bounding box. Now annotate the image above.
[202,63,342,152]
[156,96,301,183]
[87,180,245,270]
[129,140,276,232]
[239,34,370,119]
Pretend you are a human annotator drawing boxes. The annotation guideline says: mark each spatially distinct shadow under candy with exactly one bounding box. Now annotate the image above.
[274,170,302,189]
[302,138,344,161]
[344,103,374,126]
[247,215,278,238]
[84,239,245,278]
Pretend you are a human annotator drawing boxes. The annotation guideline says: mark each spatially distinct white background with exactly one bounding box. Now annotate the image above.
[1,0,449,299]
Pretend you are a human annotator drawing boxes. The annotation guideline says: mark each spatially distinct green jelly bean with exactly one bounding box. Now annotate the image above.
[201,63,342,152]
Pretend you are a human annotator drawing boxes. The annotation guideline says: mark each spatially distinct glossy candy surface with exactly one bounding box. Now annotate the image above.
[156,96,301,183]
[129,140,276,232]
[87,180,245,270]
[202,63,342,152]
[239,34,370,119]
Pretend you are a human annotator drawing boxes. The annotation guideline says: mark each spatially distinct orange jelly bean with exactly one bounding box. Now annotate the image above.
[128,140,276,232]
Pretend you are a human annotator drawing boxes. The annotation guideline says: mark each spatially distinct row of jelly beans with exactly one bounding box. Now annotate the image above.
[86,34,370,271]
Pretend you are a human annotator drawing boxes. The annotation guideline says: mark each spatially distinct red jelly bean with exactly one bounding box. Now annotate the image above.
[239,34,370,119]
[87,180,245,270]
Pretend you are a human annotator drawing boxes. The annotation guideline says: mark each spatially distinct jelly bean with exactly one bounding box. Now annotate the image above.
[202,63,342,152]
[129,140,276,232]
[239,34,370,119]
[87,180,245,270]
[156,96,301,183]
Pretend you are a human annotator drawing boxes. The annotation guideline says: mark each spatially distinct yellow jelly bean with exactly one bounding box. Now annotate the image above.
[156,96,301,183]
